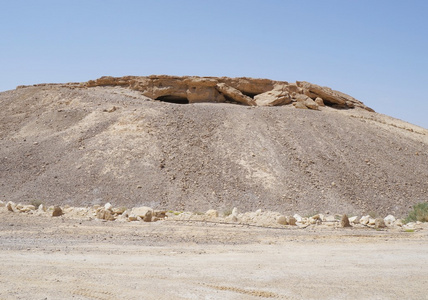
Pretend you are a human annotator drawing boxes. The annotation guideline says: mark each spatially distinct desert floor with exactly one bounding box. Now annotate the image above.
[1,210,427,300]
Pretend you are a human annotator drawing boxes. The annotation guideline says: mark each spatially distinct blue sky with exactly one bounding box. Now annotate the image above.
[1,0,427,128]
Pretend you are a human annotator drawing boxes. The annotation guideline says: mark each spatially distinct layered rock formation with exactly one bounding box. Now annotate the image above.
[81,75,373,111]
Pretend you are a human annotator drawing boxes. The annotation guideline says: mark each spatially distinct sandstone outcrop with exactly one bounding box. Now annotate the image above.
[81,75,374,111]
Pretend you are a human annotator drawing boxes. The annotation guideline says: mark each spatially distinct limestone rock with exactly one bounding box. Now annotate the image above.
[395,219,403,227]
[360,215,370,225]
[293,214,303,222]
[104,202,113,211]
[52,206,63,217]
[153,210,167,219]
[315,97,325,106]
[375,218,386,229]
[304,98,319,110]
[287,216,297,226]
[296,81,374,111]
[37,204,46,212]
[215,83,256,106]
[232,207,239,218]
[277,215,288,225]
[205,209,219,218]
[340,214,352,227]
[128,214,138,222]
[349,216,359,224]
[131,207,153,222]
[112,207,127,215]
[6,201,16,212]
[384,215,396,227]
[293,102,308,109]
[325,215,336,222]
[254,85,291,106]
[96,208,115,221]
[368,218,376,226]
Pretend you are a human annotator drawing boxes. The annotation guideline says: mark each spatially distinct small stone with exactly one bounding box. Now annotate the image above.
[341,214,352,227]
[131,207,154,222]
[277,215,288,225]
[37,204,46,212]
[375,218,386,229]
[325,215,336,222]
[287,216,297,226]
[232,207,239,217]
[360,215,370,225]
[52,206,63,217]
[128,214,138,221]
[96,208,115,221]
[205,209,219,218]
[348,216,359,224]
[153,210,167,219]
[368,218,376,226]
[104,202,113,211]
[6,201,16,212]
[293,214,302,222]
[395,219,403,227]
[0,200,5,207]
[384,215,396,227]
[315,97,325,106]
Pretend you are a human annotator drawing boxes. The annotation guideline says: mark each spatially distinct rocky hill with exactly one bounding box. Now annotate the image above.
[1,76,427,216]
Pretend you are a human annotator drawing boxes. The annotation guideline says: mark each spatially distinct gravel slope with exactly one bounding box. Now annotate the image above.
[1,85,427,216]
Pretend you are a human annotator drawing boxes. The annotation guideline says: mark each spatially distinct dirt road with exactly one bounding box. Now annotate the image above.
[0,211,427,299]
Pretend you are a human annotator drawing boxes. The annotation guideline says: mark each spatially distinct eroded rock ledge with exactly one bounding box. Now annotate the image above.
[25,75,372,111]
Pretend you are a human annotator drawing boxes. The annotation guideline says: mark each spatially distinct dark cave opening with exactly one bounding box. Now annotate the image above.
[156,95,190,104]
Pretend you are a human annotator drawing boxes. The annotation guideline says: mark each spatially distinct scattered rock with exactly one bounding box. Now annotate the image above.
[348,216,359,224]
[277,215,288,225]
[104,202,113,211]
[52,206,63,217]
[215,83,256,106]
[340,214,352,227]
[315,97,325,106]
[375,218,386,229]
[293,214,303,222]
[325,215,336,222]
[384,215,396,227]
[96,208,115,221]
[6,201,16,212]
[232,207,239,218]
[131,207,153,222]
[205,209,219,218]
[287,216,297,226]
[360,215,370,225]
[254,85,291,106]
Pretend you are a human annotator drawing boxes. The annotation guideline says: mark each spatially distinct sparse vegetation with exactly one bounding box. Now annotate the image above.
[405,202,428,223]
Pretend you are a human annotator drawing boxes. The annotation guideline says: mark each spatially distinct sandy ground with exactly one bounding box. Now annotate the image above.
[1,210,427,300]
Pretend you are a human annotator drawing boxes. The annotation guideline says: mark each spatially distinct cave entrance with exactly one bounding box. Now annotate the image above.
[156,95,189,104]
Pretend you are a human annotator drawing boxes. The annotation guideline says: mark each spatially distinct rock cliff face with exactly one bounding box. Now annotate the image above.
[82,75,373,111]
[2,76,427,216]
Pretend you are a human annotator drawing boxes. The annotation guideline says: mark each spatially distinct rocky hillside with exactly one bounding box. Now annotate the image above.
[1,76,427,216]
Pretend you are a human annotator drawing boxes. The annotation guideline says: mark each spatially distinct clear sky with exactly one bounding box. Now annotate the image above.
[1,0,427,128]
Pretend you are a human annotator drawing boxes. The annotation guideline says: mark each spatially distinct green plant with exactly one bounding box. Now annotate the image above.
[405,202,428,223]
